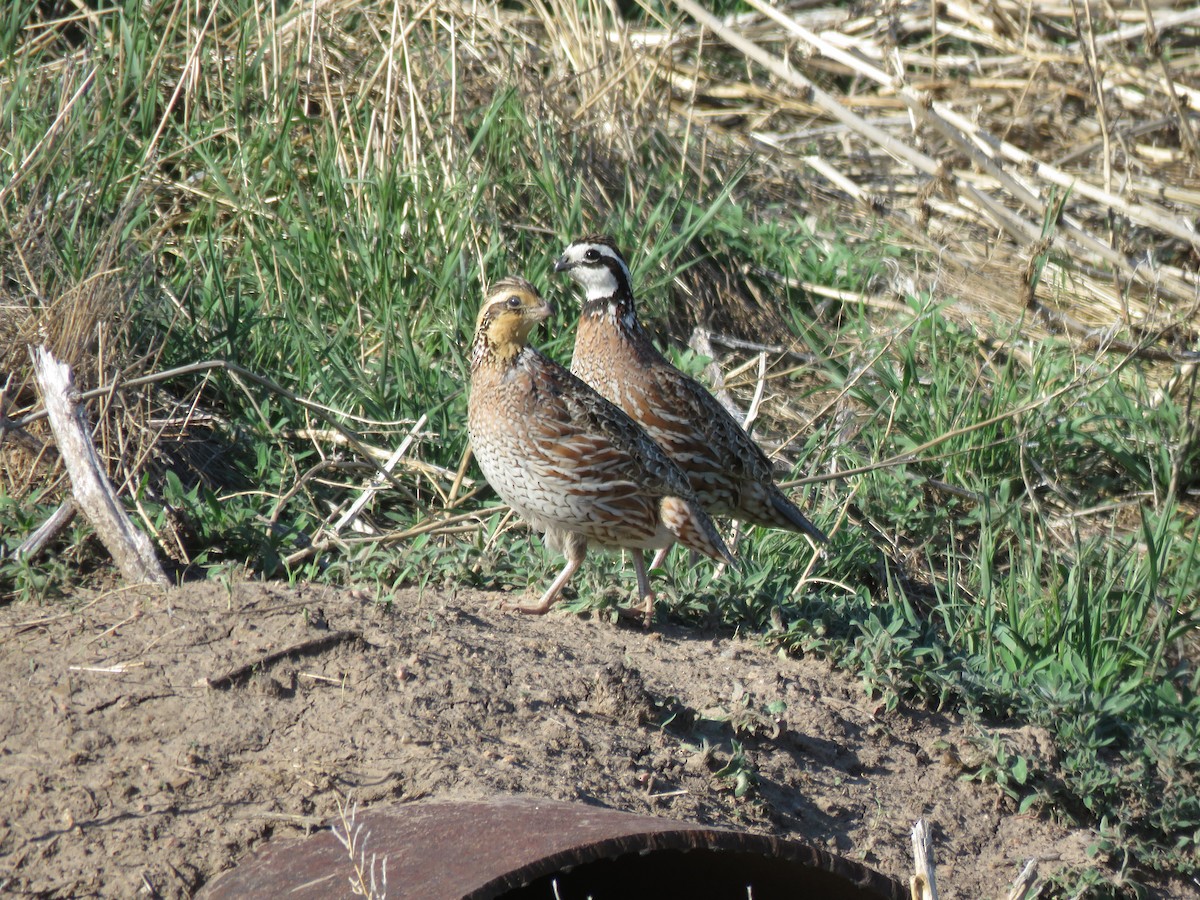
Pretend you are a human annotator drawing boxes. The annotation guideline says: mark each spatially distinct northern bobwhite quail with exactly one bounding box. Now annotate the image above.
[554,236,828,564]
[466,275,734,626]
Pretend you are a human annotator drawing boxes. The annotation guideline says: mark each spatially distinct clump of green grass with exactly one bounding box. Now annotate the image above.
[764,307,1200,886]
[2,1,1199,893]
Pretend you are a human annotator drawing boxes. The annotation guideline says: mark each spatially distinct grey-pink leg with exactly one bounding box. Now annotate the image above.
[503,533,586,615]
[649,546,670,571]
[632,551,656,628]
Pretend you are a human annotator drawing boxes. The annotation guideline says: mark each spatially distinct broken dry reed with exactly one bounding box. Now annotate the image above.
[30,346,169,586]
[660,0,1200,354]
[909,818,939,900]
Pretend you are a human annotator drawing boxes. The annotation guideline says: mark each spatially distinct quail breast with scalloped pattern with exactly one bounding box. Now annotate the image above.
[466,275,733,626]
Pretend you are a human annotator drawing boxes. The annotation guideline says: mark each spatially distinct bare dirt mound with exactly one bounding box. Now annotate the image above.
[0,581,1142,897]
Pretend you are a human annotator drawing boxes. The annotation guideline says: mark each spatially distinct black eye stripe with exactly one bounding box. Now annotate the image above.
[580,249,621,269]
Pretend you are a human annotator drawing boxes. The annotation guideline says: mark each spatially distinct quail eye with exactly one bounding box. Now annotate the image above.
[506,295,522,308]
[584,248,600,262]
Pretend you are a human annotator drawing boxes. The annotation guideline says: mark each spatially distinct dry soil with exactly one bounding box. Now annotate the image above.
[0,581,1182,897]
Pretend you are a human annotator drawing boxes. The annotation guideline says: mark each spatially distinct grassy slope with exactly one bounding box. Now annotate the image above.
[1,1,1198,893]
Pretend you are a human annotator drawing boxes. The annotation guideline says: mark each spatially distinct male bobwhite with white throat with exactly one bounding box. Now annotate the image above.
[554,236,828,559]
[466,276,734,626]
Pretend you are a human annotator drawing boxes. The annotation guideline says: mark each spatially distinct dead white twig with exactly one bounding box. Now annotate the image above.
[332,413,428,536]
[15,501,77,561]
[30,345,169,587]
[1006,857,1041,900]
[910,818,939,900]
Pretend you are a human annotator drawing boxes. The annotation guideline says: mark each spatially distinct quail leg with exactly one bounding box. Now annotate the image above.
[502,532,586,615]
[632,551,656,628]
[648,545,670,571]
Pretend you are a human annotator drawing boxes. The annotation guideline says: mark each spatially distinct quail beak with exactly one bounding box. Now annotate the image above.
[553,254,572,273]
[533,299,554,337]
[535,299,555,324]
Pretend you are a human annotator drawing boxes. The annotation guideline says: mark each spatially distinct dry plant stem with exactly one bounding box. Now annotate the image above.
[1,374,46,455]
[691,0,1200,302]
[1006,858,1040,900]
[688,328,740,415]
[707,330,819,365]
[70,661,146,674]
[30,345,169,587]
[673,2,1046,254]
[448,442,475,507]
[910,818,940,900]
[1070,0,1112,196]
[776,0,1196,248]
[922,81,1196,254]
[670,0,936,176]
[1139,0,1200,166]
[1029,301,1200,364]
[283,506,500,567]
[791,273,911,313]
[801,155,916,228]
[198,630,361,690]
[128,3,218,210]
[332,413,429,536]
[15,501,77,561]
[1054,115,1175,167]
[267,458,354,531]
[294,428,466,488]
[331,794,389,899]
[1063,6,1200,54]
[0,66,98,207]
[0,587,116,633]
[741,351,768,437]
[14,358,413,496]
[377,506,502,543]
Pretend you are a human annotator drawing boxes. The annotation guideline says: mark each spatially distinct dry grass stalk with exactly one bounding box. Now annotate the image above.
[910,818,940,900]
[656,0,1200,363]
[331,795,390,899]
[1006,858,1041,900]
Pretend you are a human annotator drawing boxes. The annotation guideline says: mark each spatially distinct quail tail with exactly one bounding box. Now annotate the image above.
[770,488,829,544]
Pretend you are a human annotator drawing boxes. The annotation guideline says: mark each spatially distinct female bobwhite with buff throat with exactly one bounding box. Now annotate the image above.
[554,236,828,559]
[466,275,734,626]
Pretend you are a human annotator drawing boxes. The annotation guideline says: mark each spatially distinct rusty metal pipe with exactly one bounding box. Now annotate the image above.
[199,795,906,899]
